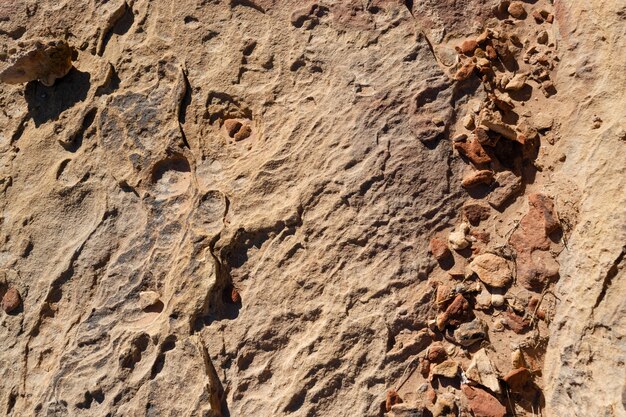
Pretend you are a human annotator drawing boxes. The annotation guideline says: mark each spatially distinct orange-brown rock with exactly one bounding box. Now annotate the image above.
[461,170,494,188]
[1,288,21,313]
[455,61,476,80]
[456,39,478,55]
[385,390,403,412]
[504,367,533,393]
[454,137,492,165]
[462,202,491,225]
[427,342,448,363]
[430,237,452,262]
[510,194,561,290]
[462,385,506,417]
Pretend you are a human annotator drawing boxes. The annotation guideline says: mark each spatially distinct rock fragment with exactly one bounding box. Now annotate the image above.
[234,123,252,141]
[0,40,73,87]
[224,119,242,137]
[488,171,523,209]
[462,385,506,417]
[503,367,533,393]
[454,319,487,347]
[505,72,527,91]
[427,342,448,363]
[448,223,471,250]
[466,348,501,393]
[469,253,512,288]
[510,193,561,290]
[508,2,527,19]
[456,39,478,55]
[454,137,492,165]
[430,237,452,263]
[461,170,494,188]
[437,294,470,329]
[2,288,21,313]
[431,360,459,378]
[462,201,490,225]
[455,61,476,81]
[386,390,403,412]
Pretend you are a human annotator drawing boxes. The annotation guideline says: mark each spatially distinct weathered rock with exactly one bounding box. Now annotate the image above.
[2,288,21,313]
[505,311,530,334]
[537,30,549,44]
[505,72,528,91]
[478,109,518,142]
[461,170,494,188]
[508,2,527,19]
[489,292,504,307]
[431,360,459,378]
[430,237,452,262]
[0,40,73,86]
[234,123,252,141]
[223,119,242,137]
[503,367,533,393]
[387,403,425,417]
[386,389,403,412]
[461,201,490,226]
[448,223,471,250]
[454,137,492,165]
[461,385,506,417]
[456,39,478,55]
[488,171,523,209]
[454,319,487,347]
[474,127,499,147]
[462,114,475,130]
[470,254,512,288]
[427,342,448,363]
[437,294,470,329]
[510,194,561,290]
[432,393,457,417]
[455,61,476,81]
[466,348,501,393]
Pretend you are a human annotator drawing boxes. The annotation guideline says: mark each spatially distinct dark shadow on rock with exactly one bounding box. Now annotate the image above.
[438,256,455,271]
[507,84,533,102]
[25,67,91,127]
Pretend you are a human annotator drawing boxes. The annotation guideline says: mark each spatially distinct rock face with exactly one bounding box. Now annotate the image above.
[0,0,623,416]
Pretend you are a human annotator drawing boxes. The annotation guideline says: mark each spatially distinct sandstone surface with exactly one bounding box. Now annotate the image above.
[0,0,623,416]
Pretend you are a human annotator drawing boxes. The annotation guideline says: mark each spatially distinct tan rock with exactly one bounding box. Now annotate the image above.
[448,223,471,250]
[505,72,528,91]
[0,40,73,86]
[470,254,512,288]
[466,348,501,393]
[508,2,527,19]
[431,360,459,378]
[488,171,523,209]
[461,170,493,188]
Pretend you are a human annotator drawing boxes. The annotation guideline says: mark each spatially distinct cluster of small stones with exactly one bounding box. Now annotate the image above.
[385,2,562,417]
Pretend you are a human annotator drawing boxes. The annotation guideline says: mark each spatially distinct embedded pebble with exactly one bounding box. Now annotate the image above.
[2,288,21,313]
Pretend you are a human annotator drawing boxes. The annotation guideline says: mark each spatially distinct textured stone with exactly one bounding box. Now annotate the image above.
[469,254,512,288]
[508,2,527,19]
[488,171,523,209]
[430,237,452,262]
[0,40,73,86]
[461,169,493,188]
[504,367,532,393]
[454,137,492,165]
[510,194,561,290]
[454,319,487,347]
[462,202,491,225]
[427,342,448,363]
[448,223,471,251]
[431,360,459,378]
[462,385,506,417]
[466,348,501,393]
[2,288,21,313]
